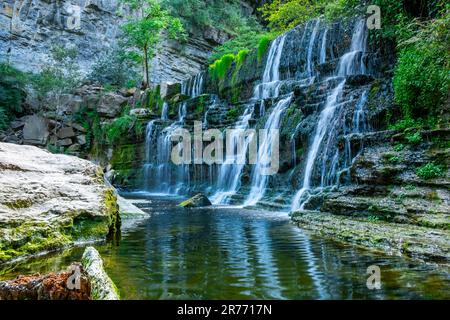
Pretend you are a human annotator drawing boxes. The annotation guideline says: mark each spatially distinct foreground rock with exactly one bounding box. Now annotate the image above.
[0,247,119,300]
[0,142,120,264]
[0,264,91,300]
[82,247,119,300]
[179,194,212,208]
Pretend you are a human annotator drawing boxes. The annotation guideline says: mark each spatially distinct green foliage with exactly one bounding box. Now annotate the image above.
[0,63,26,131]
[393,143,405,152]
[31,45,82,99]
[405,131,423,145]
[259,0,362,33]
[257,35,272,61]
[227,107,239,120]
[209,54,235,80]
[88,46,139,88]
[161,0,258,35]
[416,162,445,180]
[105,107,143,145]
[120,0,186,86]
[393,12,450,123]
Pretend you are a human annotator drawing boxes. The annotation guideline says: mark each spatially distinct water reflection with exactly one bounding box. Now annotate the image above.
[1,195,449,300]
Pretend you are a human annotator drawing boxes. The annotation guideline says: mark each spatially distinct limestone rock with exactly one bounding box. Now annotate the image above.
[179,194,212,208]
[97,93,128,118]
[0,142,120,264]
[160,82,181,100]
[56,127,76,139]
[81,247,120,300]
[22,115,49,146]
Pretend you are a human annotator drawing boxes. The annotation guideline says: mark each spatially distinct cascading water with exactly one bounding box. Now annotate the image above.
[182,72,205,98]
[210,33,287,205]
[291,19,368,211]
[144,102,188,193]
[244,95,293,206]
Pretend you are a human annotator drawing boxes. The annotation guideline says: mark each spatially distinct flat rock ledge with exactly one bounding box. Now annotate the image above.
[0,142,120,264]
[291,211,450,265]
[81,247,119,300]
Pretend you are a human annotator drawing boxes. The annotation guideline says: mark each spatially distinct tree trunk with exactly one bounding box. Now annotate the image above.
[143,45,149,89]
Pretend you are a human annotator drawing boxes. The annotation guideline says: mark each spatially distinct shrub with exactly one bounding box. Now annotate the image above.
[88,47,139,88]
[31,45,82,99]
[0,63,26,131]
[105,107,143,145]
[416,162,445,180]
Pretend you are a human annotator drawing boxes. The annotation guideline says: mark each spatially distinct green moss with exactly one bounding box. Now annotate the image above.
[0,190,120,264]
[226,108,239,120]
[3,198,34,209]
[257,35,271,62]
[209,53,235,80]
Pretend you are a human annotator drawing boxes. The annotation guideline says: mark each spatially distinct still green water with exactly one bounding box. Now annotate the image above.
[1,194,449,299]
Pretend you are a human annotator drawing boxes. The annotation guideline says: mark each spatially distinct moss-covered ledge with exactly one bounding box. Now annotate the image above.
[291,210,450,265]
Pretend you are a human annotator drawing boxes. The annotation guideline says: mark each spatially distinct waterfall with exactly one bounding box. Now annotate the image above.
[320,28,328,64]
[244,95,293,206]
[306,20,320,77]
[143,102,188,193]
[210,34,287,204]
[161,102,169,121]
[291,19,368,211]
[182,72,204,98]
[209,104,255,204]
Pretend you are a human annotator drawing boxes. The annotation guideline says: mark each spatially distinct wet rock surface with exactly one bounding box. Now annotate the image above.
[179,194,212,208]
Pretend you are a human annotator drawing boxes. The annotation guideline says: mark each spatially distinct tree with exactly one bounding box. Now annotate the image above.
[121,0,186,88]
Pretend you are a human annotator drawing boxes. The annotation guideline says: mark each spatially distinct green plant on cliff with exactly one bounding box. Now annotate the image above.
[209,53,236,81]
[120,0,186,88]
[88,46,139,88]
[105,107,143,145]
[0,63,26,131]
[416,162,445,180]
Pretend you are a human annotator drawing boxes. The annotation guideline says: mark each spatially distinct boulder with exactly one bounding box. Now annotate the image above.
[81,247,120,300]
[0,142,120,264]
[56,127,76,139]
[69,122,87,133]
[77,135,87,145]
[57,138,73,147]
[22,115,49,146]
[179,193,212,208]
[160,82,181,100]
[97,93,128,118]
[56,94,83,115]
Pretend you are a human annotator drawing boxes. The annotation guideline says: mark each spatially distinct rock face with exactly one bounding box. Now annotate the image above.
[0,0,226,82]
[0,142,120,263]
[81,246,119,300]
[179,194,212,208]
[0,0,124,74]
